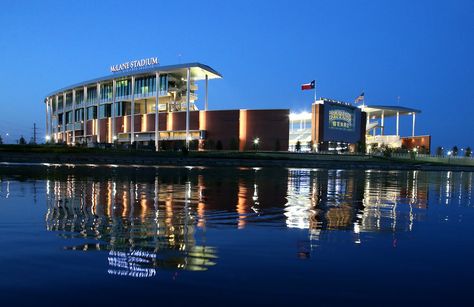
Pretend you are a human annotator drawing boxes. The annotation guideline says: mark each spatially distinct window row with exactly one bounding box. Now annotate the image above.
[56,101,171,122]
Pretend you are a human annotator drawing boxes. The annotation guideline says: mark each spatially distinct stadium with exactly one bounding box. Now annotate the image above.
[44,60,289,151]
[44,59,428,153]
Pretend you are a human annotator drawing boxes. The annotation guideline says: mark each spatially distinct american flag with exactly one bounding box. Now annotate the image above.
[354,92,365,103]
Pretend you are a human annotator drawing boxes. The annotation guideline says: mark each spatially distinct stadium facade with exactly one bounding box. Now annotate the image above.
[44,59,428,153]
[44,62,289,151]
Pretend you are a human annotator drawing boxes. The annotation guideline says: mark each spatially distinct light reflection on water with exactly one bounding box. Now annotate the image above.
[1,166,473,280]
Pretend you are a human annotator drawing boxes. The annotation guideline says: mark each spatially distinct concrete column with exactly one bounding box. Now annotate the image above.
[62,93,66,143]
[396,111,400,136]
[112,80,116,144]
[72,89,76,145]
[412,113,416,137]
[372,115,376,136]
[205,74,208,111]
[96,83,100,143]
[45,99,49,142]
[155,72,160,152]
[381,111,385,136]
[131,76,135,144]
[49,98,53,140]
[366,112,370,135]
[185,68,191,148]
[83,86,88,144]
[55,95,58,143]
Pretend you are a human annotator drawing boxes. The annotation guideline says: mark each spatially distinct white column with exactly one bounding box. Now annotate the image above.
[55,95,59,143]
[396,111,400,136]
[83,86,88,143]
[372,115,376,136]
[412,113,416,137]
[155,72,160,152]
[381,111,385,136]
[366,112,370,135]
[112,80,116,144]
[49,98,53,140]
[62,93,66,142]
[96,83,100,143]
[185,68,191,148]
[45,99,49,142]
[131,76,135,144]
[205,74,208,111]
[72,89,76,145]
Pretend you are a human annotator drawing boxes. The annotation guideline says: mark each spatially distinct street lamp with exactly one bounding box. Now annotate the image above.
[253,137,260,151]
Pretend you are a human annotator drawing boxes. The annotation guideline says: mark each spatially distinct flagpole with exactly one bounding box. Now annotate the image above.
[314,81,317,103]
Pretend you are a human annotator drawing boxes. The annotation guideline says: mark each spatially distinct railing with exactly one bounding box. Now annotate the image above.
[390,152,474,166]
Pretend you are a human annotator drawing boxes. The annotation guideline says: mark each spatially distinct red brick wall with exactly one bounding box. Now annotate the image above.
[311,104,324,144]
[168,111,199,131]
[200,110,240,149]
[85,120,93,136]
[242,109,289,151]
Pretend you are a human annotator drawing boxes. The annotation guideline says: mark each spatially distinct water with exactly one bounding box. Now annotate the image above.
[0,164,473,306]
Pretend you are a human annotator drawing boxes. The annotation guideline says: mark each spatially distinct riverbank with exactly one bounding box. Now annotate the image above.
[0,145,473,171]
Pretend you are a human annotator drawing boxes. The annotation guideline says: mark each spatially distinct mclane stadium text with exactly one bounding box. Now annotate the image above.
[110,57,158,73]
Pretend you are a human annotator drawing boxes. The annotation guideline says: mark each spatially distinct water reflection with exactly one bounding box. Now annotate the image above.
[2,165,471,277]
[45,171,218,278]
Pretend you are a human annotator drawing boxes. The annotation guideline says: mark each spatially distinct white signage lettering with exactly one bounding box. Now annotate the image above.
[110,57,159,73]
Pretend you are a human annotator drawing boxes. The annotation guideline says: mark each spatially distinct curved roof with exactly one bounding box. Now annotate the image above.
[46,62,222,98]
[362,105,421,118]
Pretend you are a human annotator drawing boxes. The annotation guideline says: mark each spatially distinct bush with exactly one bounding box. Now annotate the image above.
[295,141,301,152]
[216,140,223,150]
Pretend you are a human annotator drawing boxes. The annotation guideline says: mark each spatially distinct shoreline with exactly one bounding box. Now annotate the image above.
[0,150,473,172]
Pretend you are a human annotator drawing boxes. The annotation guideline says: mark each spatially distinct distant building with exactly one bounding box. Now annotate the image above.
[363,105,431,153]
[44,62,289,151]
[290,98,366,152]
[289,99,430,153]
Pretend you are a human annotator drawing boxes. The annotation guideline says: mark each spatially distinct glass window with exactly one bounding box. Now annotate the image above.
[87,106,97,120]
[99,104,112,119]
[76,90,84,104]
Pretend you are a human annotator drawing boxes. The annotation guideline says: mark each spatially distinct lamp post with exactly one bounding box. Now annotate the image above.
[253,138,260,151]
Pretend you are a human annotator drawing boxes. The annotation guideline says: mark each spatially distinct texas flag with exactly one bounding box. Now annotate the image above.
[301,80,315,91]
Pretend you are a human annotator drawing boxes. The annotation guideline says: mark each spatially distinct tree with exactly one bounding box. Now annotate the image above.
[452,146,458,156]
[295,141,301,152]
[465,147,472,157]
[19,135,27,145]
[436,146,443,156]
[0,135,3,145]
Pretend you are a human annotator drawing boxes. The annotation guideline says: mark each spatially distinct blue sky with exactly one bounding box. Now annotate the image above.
[0,0,473,148]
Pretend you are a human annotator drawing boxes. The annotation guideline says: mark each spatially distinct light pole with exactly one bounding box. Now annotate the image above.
[253,137,260,151]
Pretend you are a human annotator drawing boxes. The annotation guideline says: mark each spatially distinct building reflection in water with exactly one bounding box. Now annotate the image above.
[45,170,217,278]
[36,165,473,275]
[284,169,473,247]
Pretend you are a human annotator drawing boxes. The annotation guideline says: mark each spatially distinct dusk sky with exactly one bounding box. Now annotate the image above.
[0,0,473,148]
